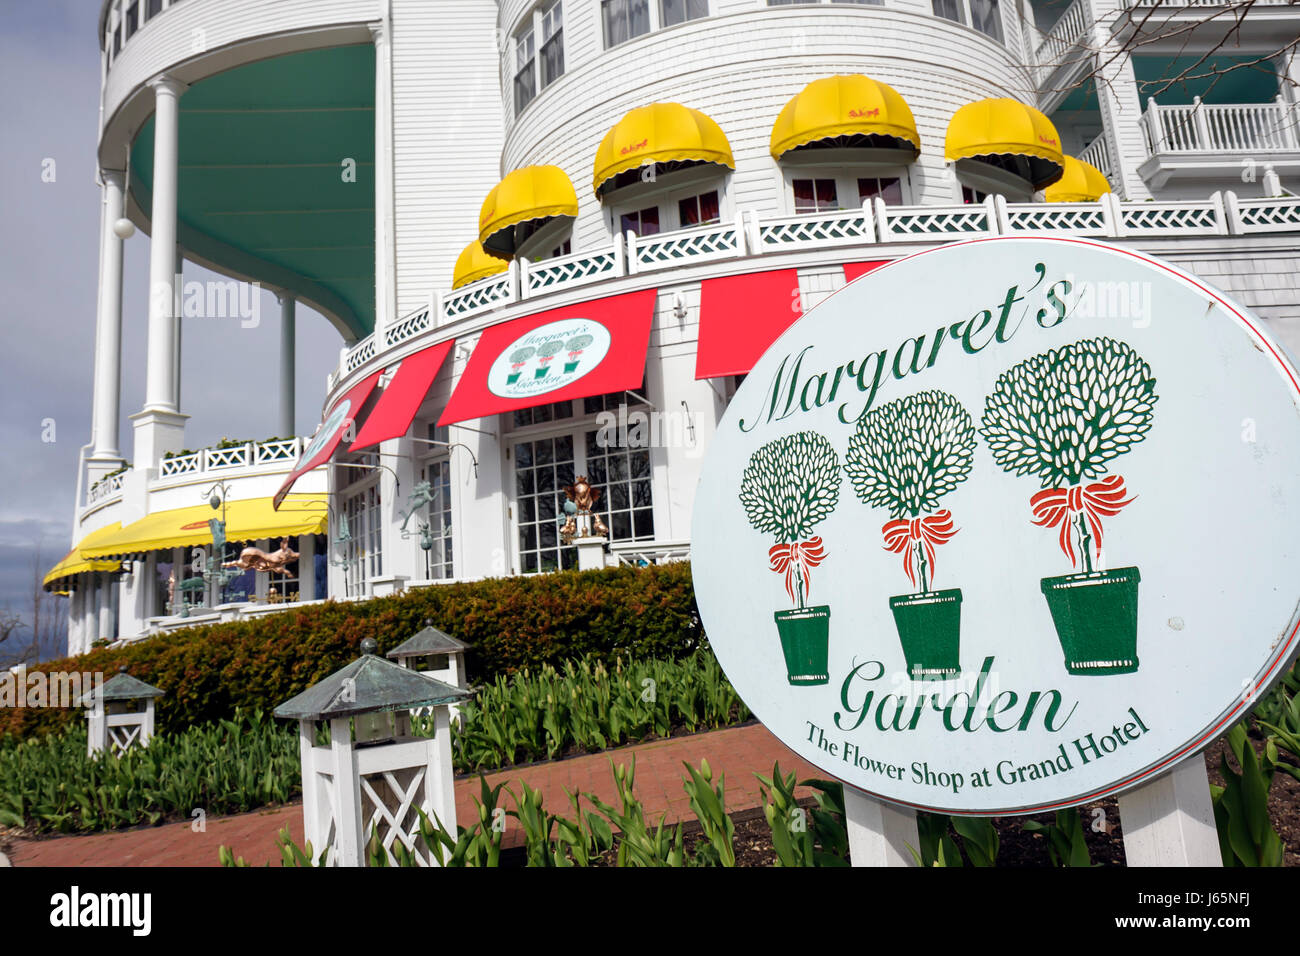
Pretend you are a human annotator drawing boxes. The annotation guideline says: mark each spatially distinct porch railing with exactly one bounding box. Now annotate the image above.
[1143,98,1300,154]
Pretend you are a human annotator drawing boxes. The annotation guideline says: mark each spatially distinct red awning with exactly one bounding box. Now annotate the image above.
[695,269,801,380]
[349,340,454,452]
[844,260,889,282]
[437,289,657,426]
[273,369,383,509]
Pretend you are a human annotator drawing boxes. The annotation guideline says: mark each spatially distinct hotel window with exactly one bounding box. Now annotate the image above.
[969,0,1003,42]
[932,0,964,23]
[146,0,162,20]
[678,190,720,227]
[515,434,577,573]
[962,185,989,204]
[793,178,839,213]
[540,1,565,87]
[858,176,903,205]
[421,459,454,580]
[341,483,382,598]
[603,0,651,47]
[513,28,537,115]
[621,205,661,237]
[513,399,575,429]
[264,537,300,605]
[661,0,707,27]
[125,2,140,40]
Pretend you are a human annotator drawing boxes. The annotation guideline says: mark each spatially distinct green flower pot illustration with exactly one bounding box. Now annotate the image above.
[775,606,831,685]
[1040,568,1141,674]
[845,390,976,680]
[534,340,563,380]
[564,334,594,374]
[740,431,841,687]
[506,346,536,385]
[889,590,962,680]
[982,337,1158,676]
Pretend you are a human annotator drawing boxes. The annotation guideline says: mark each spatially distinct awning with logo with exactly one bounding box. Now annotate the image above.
[42,537,123,590]
[695,269,802,380]
[80,495,328,559]
[771,75,920,159]
[350,340,455,452]
[593,103,734,197]
[437,289,658,427]
[1045,156,1111,203]
[273,369,383,508]
[479,166,579,257]
[944,98,1065,190]
[453,240,509,289]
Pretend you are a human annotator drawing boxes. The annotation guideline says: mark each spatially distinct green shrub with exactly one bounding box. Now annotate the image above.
[1,563,702,740]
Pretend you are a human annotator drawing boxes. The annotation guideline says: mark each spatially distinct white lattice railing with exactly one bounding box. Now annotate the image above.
[1078,133,1114,180]
[255,437,303,465]
[205,444,252,470]
[630,215,745,274]
[1143,99,1300,154]
[1124,0,1292,6]
[522,244,623,297]
[1034,0,1090,73]
[751,205,876,252]
[344,335,376,375]
[158,451,202,478]
[608,539,691,568]
[443,267,515,320]
[87,471,125,505]
[333,191,1300,389]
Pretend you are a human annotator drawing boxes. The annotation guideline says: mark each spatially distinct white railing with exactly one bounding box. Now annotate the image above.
[1143,98,1300,154]
[87,471,125,505]
[343,335,377,375]
[1078,133,1114,180]
[331,191,1300,388]
[521,243,624,297]
[149,438,306,488]
[1034,0,1090,73]
[629,215,745,274]
[608,539,691,568]
[1124,0,1293,6]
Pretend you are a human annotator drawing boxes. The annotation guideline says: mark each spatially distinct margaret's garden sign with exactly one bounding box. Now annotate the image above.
[692,236,1300,815]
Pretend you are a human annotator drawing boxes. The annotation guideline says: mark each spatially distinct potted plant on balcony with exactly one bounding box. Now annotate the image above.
[564,334,595,374]
[980,336,1158,675]
[844,390,977,680]
[739,431,841,686]
[506,346,535,385]
[534,340,563,380]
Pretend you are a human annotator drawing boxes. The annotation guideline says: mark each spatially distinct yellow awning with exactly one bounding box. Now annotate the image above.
[1045,156,1111,202]
[944,98,1065,189]
[80,494,327,559]
[593,102,734,197]
[42,546,120,589]
[452,240,510,289]
[771,74,920,160]
[478,166,579,257]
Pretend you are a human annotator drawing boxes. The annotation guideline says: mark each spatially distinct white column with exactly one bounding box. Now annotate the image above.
[279,293,296,437]
[174,243,183,412]
[88,170,127,483]
[96,573,114,642]
[299,534,316,602]
[370,21,397,337]
[843,788,920,867]
[131,75,190,471]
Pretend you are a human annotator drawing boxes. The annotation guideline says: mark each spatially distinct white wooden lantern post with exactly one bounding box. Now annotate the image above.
[83,666,165,758]
[274,637,472,867]
[385,621,470,725]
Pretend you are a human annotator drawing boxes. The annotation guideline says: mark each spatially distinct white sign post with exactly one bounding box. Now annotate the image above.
[692,237,1300,866]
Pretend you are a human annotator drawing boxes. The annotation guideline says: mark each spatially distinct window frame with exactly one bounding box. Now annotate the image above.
[779,153,914,217]
[932,0,1004,43]
[606,166,731,237]
[603,0,708,50]
[512,0,565,118]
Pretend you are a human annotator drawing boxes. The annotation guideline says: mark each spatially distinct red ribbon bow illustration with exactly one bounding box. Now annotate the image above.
[881,511,958,590]
[768,537,826,604]
[1030,474,1134,567]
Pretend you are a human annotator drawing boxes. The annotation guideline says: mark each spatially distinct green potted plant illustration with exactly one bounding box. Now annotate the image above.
[739,431,841,686]
[844,390,976,680]
[534,340,563,380]
[564,334,594,374]
[506,347,536,385]
[980,336,1158,676]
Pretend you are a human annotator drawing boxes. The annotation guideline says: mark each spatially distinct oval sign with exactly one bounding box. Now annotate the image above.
[486,318,611,400]
[692,236,1300,815]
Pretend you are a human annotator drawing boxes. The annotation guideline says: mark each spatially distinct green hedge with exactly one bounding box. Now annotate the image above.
[1,563,702,741]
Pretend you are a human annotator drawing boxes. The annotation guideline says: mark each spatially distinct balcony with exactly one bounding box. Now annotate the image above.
[327,188,1300,394]
[1139,98,1300,188]
[1032,0,1092,88]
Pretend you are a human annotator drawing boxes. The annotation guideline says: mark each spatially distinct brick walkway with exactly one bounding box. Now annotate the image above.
[5,723,819,867]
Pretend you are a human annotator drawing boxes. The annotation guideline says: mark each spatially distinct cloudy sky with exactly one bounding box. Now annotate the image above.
[0,1,343,653]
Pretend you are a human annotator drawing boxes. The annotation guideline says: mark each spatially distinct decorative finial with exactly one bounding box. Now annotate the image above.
[360,638,378,656]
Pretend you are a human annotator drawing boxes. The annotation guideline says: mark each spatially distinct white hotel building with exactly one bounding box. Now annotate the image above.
[49,0,1300,653]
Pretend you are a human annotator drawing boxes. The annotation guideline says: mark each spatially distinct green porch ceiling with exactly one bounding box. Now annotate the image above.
[1132,55,1279,109]
[130,45,376,338]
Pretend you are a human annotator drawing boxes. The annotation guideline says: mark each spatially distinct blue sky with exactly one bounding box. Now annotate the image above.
[0,1,344,654]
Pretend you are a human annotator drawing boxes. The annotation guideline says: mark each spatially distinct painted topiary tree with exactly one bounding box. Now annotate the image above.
[534,340,564,379]
[844,390,976,679]
[981,336,1159,675]
[564,334,595,373]
[507,346,536,384]
[739,431,840,685]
